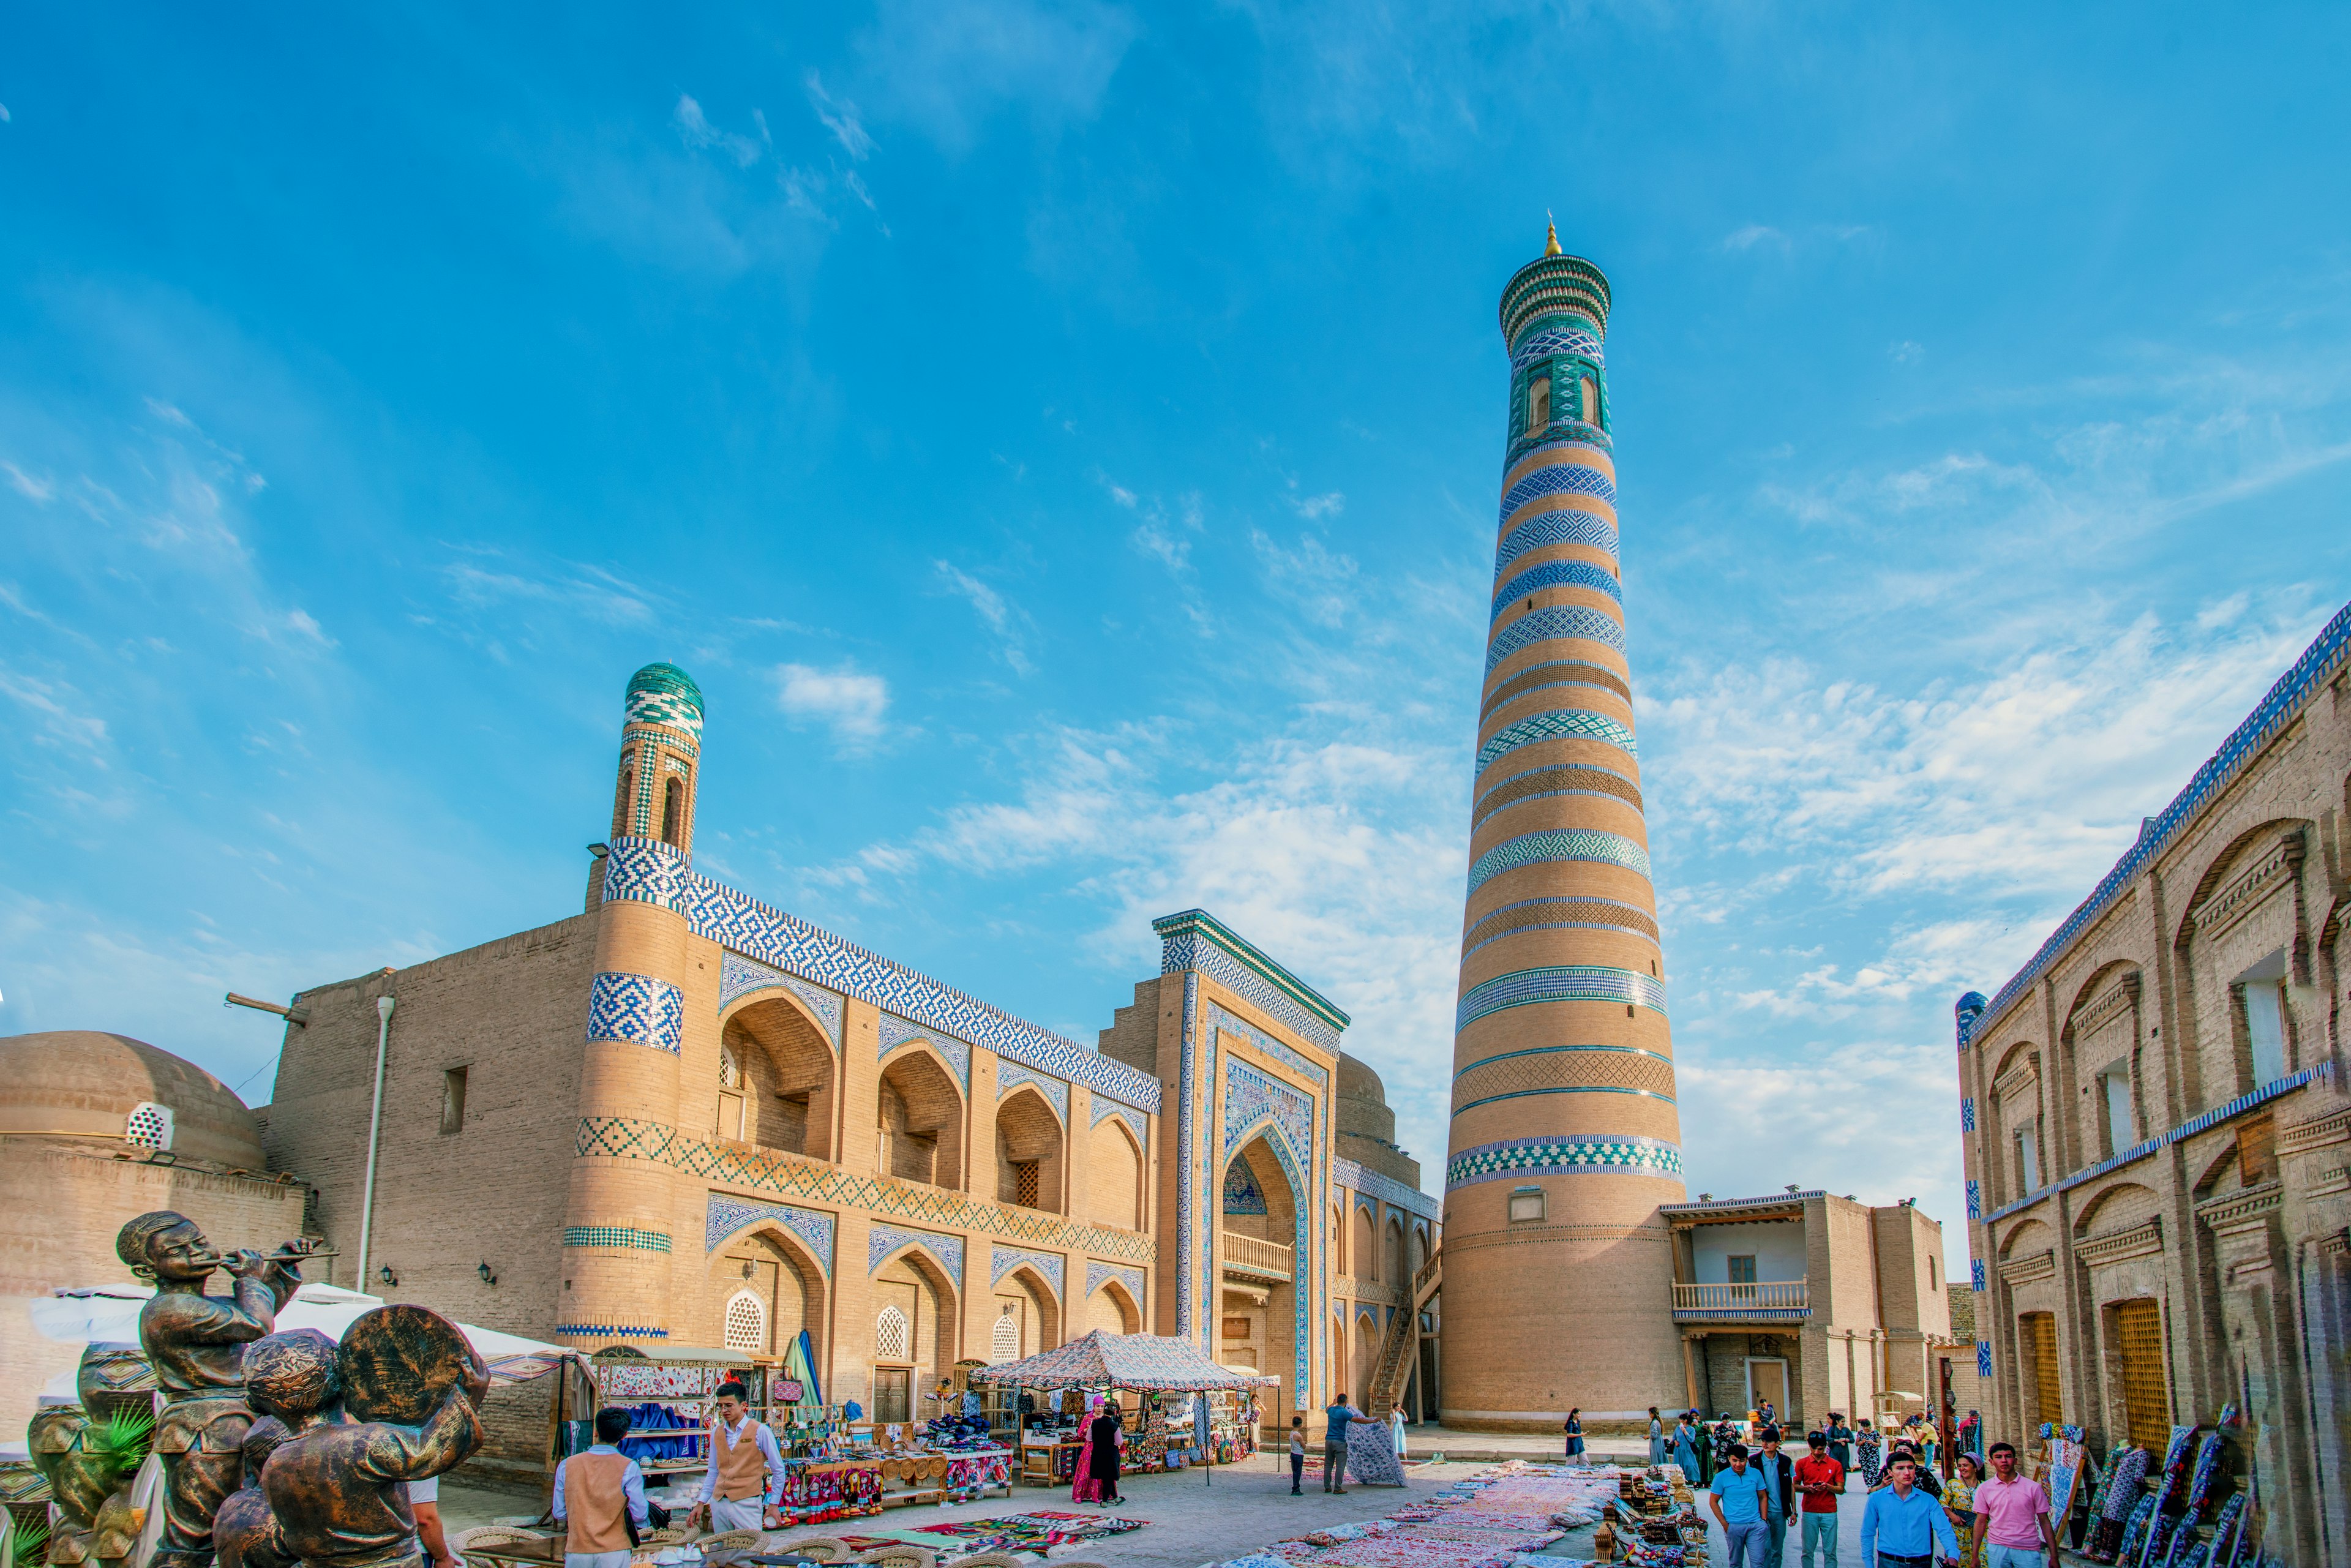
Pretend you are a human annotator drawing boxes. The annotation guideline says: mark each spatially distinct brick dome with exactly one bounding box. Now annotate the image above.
[0,1031,265,1169]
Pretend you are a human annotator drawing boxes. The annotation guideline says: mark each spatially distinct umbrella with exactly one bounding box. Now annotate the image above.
[967,1330,1277,1390]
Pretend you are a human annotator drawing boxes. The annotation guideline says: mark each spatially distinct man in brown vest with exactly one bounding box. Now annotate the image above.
[554,1409,648,1568]
[690,1382,782,1533]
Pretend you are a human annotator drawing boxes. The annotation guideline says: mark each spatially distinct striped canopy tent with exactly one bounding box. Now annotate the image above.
[967,1330,1277,1390]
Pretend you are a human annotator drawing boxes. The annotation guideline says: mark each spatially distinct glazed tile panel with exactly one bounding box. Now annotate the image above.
[586,970,686,1055]
[1494,508,1621,574]
[1473,710,1638,778]
[1465,828,1651,894]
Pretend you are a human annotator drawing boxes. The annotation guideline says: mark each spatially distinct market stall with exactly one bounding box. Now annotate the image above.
[968,1330,1275,1485]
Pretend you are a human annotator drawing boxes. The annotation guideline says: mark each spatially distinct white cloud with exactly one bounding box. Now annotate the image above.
[673,94,762,168]
[1723,223,1787,252]
[1890,340,1923,363]
[774,661,891,751]
[935,561,1037,675]
[1289,489,1344,520]
[282,609,334,647]
[855,0,1139,154]
[805,70,875,160]
[2,461,54,501]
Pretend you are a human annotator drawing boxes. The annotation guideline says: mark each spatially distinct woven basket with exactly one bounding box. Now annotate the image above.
[451,1528,548,1555]
[939,1555,1028,1567]
[849,1548,937,1568]
[785,1541,852,1562]
[699,1530,763,1552]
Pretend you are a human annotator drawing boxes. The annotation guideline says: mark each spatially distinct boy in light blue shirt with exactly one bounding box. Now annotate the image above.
[1710,1444,1775,1568]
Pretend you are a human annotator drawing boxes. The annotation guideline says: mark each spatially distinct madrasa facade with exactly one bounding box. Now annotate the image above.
[257,662,1443,1429]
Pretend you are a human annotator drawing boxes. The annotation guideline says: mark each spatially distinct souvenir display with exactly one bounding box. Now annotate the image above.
[2115,1493,2159,1567]
[2089,1446,2151,1561]
[2150,1426,2197,1514]
[2205,1495,2246,1568]
[2182,1431,2227,1516]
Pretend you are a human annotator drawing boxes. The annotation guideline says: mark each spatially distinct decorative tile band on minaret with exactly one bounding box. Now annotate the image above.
[1438,227,1689,1428]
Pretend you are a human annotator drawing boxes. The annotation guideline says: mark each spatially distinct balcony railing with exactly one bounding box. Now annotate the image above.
[1221,1231,1293,1280]
[1673,1281,1809,1319]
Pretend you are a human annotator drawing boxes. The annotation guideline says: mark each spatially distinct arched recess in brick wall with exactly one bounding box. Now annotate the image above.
[1086,1277,1140,1336]
[708,1223,827,1364]
[1382,1215,1406,1287]
[2072,1182,2161,1238]
[1084,1117,1144,1231]
[1000,1262,1062,1351]
[871,1243,959,1400]
[994,1086,1064,1214]
[722,996,836,1160]
[1351,1311,1381,1404]
[1409,1223,1429,1280]
[1352,1202,1378,1283]
[877,1048,964,1188]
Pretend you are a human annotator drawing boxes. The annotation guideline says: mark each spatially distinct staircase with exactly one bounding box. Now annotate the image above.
[1365,1247,1440,1419]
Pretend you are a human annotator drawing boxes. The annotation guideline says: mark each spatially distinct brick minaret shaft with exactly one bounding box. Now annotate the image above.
[1439,230,1687,1428]
[563,664,705,1340]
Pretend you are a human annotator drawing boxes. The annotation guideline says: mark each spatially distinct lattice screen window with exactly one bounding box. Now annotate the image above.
[723,1289,766,1354]
[2115,1298,2170,1448]
[125,1102,174,1150]
[721,1048,742,1088]
[2023,1312,2062,1430]
[876,1304,910,1361]
[1014,1161,1040,1209]
[991,1311,1020,1363]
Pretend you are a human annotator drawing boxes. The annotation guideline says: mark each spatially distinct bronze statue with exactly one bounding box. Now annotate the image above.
[117,1213,311,1568]
[247,1310,486,1568]
[27,1405,102,1566]
[211,1419,296,1568]
[31,1343,163,1568]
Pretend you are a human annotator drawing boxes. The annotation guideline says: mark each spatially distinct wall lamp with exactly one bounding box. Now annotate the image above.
[378,1264,399,1288]
[478,1261,498,1286]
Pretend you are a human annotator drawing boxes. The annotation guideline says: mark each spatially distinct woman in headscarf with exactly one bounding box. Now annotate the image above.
[1647,1406,1665,1466]
[1856,1419,1882,1487]
[1826,1413,1853,1480]
[1077,1396,1124,1507]
[1670,1413,1702,1480]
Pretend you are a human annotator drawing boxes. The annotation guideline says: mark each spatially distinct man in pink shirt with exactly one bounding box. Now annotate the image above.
[1971,1441,2060,1568]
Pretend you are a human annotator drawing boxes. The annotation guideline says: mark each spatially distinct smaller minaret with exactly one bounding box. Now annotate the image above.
[610,662,703,855]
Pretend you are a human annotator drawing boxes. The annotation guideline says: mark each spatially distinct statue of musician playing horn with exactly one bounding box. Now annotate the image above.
[116,1213,320,1568]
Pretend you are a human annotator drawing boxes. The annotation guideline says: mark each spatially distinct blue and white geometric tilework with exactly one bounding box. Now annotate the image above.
[1221,1058,1314,1168]
[586,971,684,1055]
[1474,710,1637,778]
[1971,1259,1986,1292]
[1085,1259,1144,1306]
[1205,1002,1329,1087]
[1090,1095,1147,1144]
[1511,325,1604,372]
[1466,829,1651,893]
[988,1243,1066,1296]
[1499,462,1615,520]
[1967,1180,1981,1220]
[1977,1340,1993,1378]
[600,835,1161,1113]
[877,1015,973,1092]
[1173,972,1199,1341]
[1491,558,1624,617]
[1495,508,1620,574]
[1332,1156,1441,1223]
[705,1194,836,1277]
[869,1224,965,1283]
[1446,1133,1683,1190]
[1485,606,1627,672]
[996,1061,1069,1121]
[717,951,843,1048]
[1221,1160,1269,1215]
[1961,1097,1976,1131]
[1457,965,1668,1029]
[1161,931,1343,1056]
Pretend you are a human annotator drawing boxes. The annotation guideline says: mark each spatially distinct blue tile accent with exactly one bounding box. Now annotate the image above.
[1352,1191,1377,1215]
[1971,1259,1986,1292]
[1474,709,1637,779]
[1457,965,1668,1029]
[1330,1156,1441,1223]
[1174,971,1199,1342]
[1977,1341,1993,1378]
[704,1194,836,1277]
[1222,1057,1314,1169]
[1090,1095,1147,1145]
[1485,606,1625,673]
[1982,1062,2334,1223]
[1447,1133,1682,1190]
[563,1226,672,1253]
[1221,1160,1269,1215]
[601,836,1161,1113]
[1511,325,1605,372]
[869,1224,965,1283]
[1961,1097,1977,1131]
[586,971,684,1054]
[989,1243,1065,1296]
[1495,508,1620,575]
[1205,1002,1329,1087]
[1499,462,1616,519]
[877,1013,972,1092]
[996,1061,1069,1121]
[1492,559,1623,620]
[1958,599,2350,1050]
[1467,828,1651,893]
[557,1323,669,1340]
[1084,1259,1144,1305]
[1967,1180,1981,1220]
[1160,919,1345,1056]
[717,951,842,1048]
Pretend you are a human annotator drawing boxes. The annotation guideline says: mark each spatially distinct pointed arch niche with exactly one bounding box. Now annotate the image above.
[721,995,836,1159]
[1220,1130,1305,1423]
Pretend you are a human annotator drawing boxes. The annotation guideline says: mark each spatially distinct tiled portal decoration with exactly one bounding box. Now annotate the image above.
[601,835,1161,1113]
[1351,1191,1377,1216]
[1446,1133,1684,1190]
[1474,710,1638,779]
[1457,965,1668,1029]
[1160,922,1345,1057]
[1174,972,1201,1341]
[1467,829,1651,894]
[586,971,685,1054]
[1496,508,1620,575]
[557,1322,667,1340]
[996,1062,1069,1121]
[1491,558,1625,617]
[1499,462,1616,519]
[1089,1096,1147,1144]
[577,1116,1154,1264]
[1960,1097,1977,1131]
[1485,606,1626,673]
[1085,1260,1144,1307]
[563,1226,672,1253]
[869,1224,964,1283]
[703,1194,836,1276]
[1330,1156,1441,1224]
[878,1015,973,1092]
[1221,1160,1269,1215]
[1210,1102,1314,1401]
[1958,601,2350,1049]
[1207,1003,1327,1088]
[1977,1340,1993,1378]
[1223,1059,1314,1169]
[718,952,843,1049]
[1971,1259,1986,1292]
[988,1243,1065,1297]
[1967,1180,1981,1220]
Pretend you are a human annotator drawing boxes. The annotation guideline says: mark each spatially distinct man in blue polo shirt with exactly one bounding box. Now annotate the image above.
[1710,1442,1774,1568]
[1861,1454,1962,1567]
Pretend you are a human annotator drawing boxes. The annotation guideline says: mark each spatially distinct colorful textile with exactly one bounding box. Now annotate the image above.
[2183,1431,2225,1514]
[2101,1447,2151,1519]
[1346,1418,1407,1486]
[966,1329,1279,1390]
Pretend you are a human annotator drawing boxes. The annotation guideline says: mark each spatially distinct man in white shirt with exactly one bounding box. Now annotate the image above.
[402,1476,457,1568]
[690,1382,784,1533]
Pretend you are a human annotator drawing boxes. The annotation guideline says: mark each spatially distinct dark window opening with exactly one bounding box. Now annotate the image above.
[661,775,686,847]
[1526,376,1551,434]
[440,1067,468,1135]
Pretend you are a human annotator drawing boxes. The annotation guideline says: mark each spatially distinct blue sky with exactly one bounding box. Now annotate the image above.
[5,4,2349,1256]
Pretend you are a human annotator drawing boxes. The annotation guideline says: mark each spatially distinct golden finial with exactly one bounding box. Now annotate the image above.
[1544,211,1562,256]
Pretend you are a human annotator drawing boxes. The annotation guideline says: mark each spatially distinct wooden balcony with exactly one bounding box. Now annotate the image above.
[1672,1280,1810,1321]
[1221,1231,1293,1281]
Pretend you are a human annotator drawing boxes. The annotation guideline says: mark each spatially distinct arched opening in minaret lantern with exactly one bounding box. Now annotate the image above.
[662,774,686,847]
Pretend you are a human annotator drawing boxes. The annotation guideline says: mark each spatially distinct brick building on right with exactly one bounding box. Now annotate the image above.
[1956,600,2349,1566]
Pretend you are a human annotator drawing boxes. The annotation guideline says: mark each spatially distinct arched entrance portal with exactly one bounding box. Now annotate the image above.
[1220,1132,1303,1428]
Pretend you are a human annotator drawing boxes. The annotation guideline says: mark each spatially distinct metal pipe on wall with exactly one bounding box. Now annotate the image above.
[355,993,395,1289]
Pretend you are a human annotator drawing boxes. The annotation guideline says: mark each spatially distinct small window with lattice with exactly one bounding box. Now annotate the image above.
[126,1102,174,1151]
[724,1289,766,1353]
[1013,1160,1040,1209]
[991,1311,1020,1363]
[876,1303,910,1361]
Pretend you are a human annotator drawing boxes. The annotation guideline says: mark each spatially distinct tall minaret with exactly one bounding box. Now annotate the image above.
[1439,227,1687,1428]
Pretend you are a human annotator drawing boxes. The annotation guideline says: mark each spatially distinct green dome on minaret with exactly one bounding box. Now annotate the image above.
[624,662,703,737]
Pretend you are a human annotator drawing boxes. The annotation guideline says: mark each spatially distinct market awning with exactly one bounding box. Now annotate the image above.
[967,1330,1278,1390]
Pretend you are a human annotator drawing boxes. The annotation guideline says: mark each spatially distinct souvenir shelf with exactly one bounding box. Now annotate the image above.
[585,1344,767,1480]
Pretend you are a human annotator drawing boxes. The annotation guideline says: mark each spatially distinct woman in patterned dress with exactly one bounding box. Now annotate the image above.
[1857,1420,1883,1486]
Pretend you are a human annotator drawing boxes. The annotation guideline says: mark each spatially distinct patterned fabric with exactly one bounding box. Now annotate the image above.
[2101,1446,2151,1519]
[2183,1430,2225,1512]
[966,1329,1277,1391]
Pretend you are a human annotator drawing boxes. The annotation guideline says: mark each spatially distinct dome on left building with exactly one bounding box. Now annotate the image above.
[0,1030,264,1168]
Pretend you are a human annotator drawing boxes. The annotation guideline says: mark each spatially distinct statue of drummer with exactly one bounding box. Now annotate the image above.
[117,1212,311,1568]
